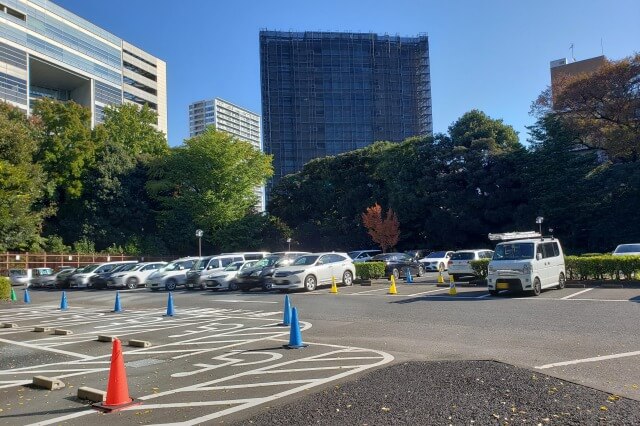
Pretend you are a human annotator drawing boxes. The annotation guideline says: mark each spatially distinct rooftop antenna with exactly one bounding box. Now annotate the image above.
[569,43,576,62]
[600,38,604,56]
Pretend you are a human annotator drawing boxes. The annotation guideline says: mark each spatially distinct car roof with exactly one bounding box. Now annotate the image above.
[453,249,492,253]
[495,238,557,244]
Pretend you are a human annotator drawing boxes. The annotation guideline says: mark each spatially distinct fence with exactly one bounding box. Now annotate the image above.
[1,252,176,274]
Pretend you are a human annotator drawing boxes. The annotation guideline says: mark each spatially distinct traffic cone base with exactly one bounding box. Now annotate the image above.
[93,338,140,413]
[283,307,308,349]
[279,294,292,326]
[449,282,457,296]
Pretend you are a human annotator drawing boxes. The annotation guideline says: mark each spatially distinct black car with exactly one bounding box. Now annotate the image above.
[236,252,309,292]
[367,253,425,280]
[56,267,84,289]
[88,263,137,289]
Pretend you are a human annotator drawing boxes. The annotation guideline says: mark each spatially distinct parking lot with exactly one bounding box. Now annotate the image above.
[1,272,639,424]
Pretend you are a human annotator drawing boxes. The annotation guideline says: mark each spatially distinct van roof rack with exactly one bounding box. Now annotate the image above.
[488,231,541,241]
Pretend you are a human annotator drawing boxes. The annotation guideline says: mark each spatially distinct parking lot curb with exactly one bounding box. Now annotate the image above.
[566,283,586,288]
[32,376,65,390]
[1,323,18,328]
[53,329,73,335]
[97,335,116,342]
[128,339,151,348]
[78,386,106,402]
[33,326,51,332]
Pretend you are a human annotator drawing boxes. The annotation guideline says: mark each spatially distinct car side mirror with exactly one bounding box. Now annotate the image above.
[536,253,543,261]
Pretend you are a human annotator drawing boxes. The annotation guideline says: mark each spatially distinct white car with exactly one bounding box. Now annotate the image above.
[204,260,257,291]
[612,244,640,256]
[419,251,454,272]
[488,238,566,296]
[447,250,494,281]
[146,257,199,291]
[107,262,167,289]
[9,269,32,286]
[69,261,138,289]
[271,252,355,292]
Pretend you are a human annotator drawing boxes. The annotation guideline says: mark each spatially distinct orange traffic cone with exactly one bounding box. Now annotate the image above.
[93,338,141,412]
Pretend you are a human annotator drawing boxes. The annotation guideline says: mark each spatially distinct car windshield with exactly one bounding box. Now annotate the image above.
[118,263,139,272]
[191,258,209,271]
[224,262,244,271]
[615,244,640,254]
[160,261,188,272]
[371,254,392,261]
[450,253,475,261]
[293,255,319,266]
[81,264,99,273]
[493,243,535,260]
[108,264,128,273]
[426,251,447,258]
[254,256,279,268]
[347,251,360,259]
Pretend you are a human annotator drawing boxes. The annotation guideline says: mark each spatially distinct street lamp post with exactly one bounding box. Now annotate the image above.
[195,229,203,257]
[286,238,292,251]
[535,217,544,236]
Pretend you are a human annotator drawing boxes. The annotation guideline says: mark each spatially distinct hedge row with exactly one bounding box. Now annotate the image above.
[0,277,11,301]
[470,259,490,279]
[565,255,640,280]
[354,262,386,280]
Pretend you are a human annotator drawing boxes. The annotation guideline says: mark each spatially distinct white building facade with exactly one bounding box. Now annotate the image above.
[0,0,167,134]
[189,97,265,212]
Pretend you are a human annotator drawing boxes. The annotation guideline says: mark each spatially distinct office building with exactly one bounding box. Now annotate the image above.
[188,97,264,211]
[0,0,167,133]
[550,55,606,99]
[260,30,432,192]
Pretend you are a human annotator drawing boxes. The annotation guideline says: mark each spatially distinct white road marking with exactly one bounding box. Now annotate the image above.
[211,299,278,304]
[561,288,594,299]
[406,288,449,297]
[25,409,95,426]
[536,350,640,369]
[350,288,388,295]
[0,337,92,359]
[199,379,315,390]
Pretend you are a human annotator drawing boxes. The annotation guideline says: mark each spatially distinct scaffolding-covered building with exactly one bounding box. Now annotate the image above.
[260,30,432,195]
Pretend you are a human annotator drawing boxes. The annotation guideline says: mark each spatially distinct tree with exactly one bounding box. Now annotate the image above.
[147,127,273,254]
[211,214,292,252]
[361,203,400,253]
[533,54,640,161]
[0,103,49,251]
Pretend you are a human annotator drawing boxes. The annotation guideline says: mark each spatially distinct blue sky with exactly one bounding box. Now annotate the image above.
[56,0,639,146]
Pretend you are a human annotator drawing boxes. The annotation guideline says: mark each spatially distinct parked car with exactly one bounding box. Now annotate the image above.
[30,267,72,288]
[447,250,494,281]
[70,261,138,289]
[419,251,454,272]
[404,249,431,260]
[107,262,167,289]
[89,263,138,289]
[272,253,356,292]
[366,253,425,280]
[9,269,31,286]
[185,254,245,290]
[236,252,310,292]
[347,250,381,263]
[204,260,257,291]
[488,238,566,296]
[56,267,83,289]
[146,257,199,291]
[612,244,640,256]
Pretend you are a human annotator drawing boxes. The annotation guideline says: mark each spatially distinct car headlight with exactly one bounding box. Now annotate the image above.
[522,264,532,274]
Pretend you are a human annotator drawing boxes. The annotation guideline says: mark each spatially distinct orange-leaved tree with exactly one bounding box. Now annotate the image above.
[361,203,400,253]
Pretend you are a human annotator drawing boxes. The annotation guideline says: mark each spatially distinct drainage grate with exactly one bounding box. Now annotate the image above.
[126,358,165,368]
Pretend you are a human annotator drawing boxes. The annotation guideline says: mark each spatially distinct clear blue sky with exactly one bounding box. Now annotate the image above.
[56,0,639,146]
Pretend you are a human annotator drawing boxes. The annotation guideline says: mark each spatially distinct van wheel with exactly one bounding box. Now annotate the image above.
[557,272,566,289]
[532,278,541,296]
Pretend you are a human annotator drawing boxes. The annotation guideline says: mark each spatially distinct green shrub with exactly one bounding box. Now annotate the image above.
[565,255,640,280]
[470,259,490,279]
[354,262,385,280]
[0,277,11,301]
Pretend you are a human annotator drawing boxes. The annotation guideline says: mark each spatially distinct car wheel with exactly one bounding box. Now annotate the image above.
[166,279,177,291]
[532,278,541,296]
[417,265,425,277]
[200,282,207,290]
[557,272,566,290]
[229,281,238,291]
[126,277,138,289]
[489,290,499,296]
[438,263,445,272]
[392,268,400,280]
[304,275,317,292]
[342,271,353,286]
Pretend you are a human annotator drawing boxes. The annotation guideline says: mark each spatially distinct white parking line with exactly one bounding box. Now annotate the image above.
[351,288,388,295]
[536,350,640,369]
[406,288,449,297]
[561,288,593,300]
[212,300,278,304]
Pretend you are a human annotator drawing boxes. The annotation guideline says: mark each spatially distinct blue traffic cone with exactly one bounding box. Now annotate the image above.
[164,292,175,317]
[405,269,413,283]
[279,294,292,326]
[112,291,123,313]
[283,307,308,349]
[60,291,68,310]
[23,288,31,304]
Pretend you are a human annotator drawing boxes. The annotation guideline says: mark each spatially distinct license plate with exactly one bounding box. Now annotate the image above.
[496,282,509,290]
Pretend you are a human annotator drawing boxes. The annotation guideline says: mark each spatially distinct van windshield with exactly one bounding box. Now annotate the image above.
[493,243,535,260]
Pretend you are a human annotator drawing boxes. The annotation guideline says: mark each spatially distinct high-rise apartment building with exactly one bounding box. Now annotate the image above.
[188,97,264,211]
[0,0,167,133]
[260,30,432,192]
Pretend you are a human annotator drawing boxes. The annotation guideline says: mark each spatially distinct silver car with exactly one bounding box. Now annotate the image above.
[272,252,355,292]
[204,260,257,291]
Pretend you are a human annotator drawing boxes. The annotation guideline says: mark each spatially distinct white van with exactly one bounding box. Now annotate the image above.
[487,237,566,296]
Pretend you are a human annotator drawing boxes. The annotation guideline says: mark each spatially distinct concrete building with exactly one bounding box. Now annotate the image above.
[0,0,167,134]
[260,30,432,195]
[550,55,607,99]
[188,97,265,211]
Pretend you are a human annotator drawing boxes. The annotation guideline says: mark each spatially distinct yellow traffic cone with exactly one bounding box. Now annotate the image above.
[448,281,457,296]
[388,275,398,295]
[330,276,338,294]
[437,271,444,284]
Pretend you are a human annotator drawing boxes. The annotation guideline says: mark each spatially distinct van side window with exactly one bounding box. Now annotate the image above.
[541,243,557,259]
[536,245,543,258]
[551,243,560,257]
[221,258,234,267]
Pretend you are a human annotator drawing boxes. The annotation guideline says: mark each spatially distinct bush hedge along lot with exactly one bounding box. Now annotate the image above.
[0,277,11,300]
[355,262,386,280]
[565,255,640,281]
[470,259,490,279]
